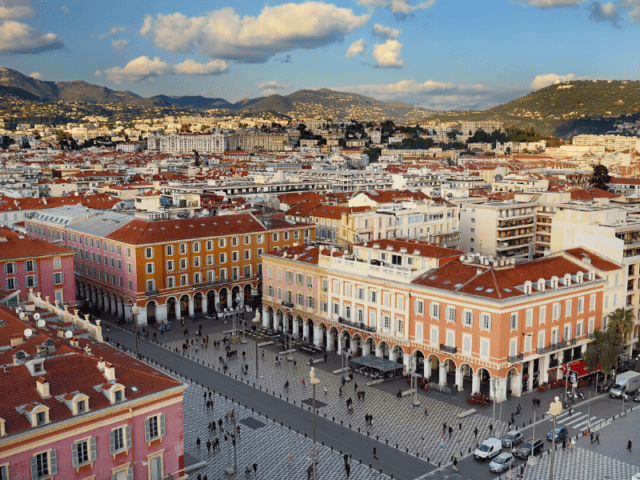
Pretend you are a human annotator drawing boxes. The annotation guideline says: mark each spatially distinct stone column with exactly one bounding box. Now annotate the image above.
[188,298,195,317]
[527,361,535,392]
[292,318,300,339]
[135,308,147,326]
[75,283,80,298]
[402,354,411,375]
[227,293,233,309]
[103,293,109,313]
[124,303,132,323]
[302,321,310,341]
[375,343,383,358]
[455,368,464,392]
[327,330,335,352]
[262,308,270,328]
[91,288,97,306]
[511,372,523,397]
[110,296,117,316]
[439,363,447,387]
[540,355,549,385]
[116,298,123,319]
[315,327,324,348]
[215,292,221,311]
[389,348,398,363]
[472,373,480,395]
[497,377,508,402]
[424,358,432,381]
[97,293,104,310]
[337,335,343,354]
[362,340,371,356]
[273,311,281,331]
[175,301,182,320]
[201,296,208,316]
[155,303,167,323]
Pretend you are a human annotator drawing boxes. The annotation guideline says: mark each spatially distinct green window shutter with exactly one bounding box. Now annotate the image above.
[109,430,116,455]
[30,456,38,480]
[159,414,166,438]
[144,418,150,442]
[125,425,132,450]
[49,449,57,475]
[71,442,79,467]
[127,467,134,480]
[111,475,117,480]
[90,436,97,462]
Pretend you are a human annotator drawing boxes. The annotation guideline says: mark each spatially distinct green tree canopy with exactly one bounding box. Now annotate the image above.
[584,327,622,383]
[607,307,635,340]
[589,164,611,190]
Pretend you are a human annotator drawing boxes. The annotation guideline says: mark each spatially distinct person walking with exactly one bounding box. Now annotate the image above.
[590,432,594,444]
[489,423,493,434]
[596,432,600,444]
[440,438,445,449]
[443,422,447,435]
[628,439,633,452]
[253,463,257,474]
[345,461,351,478]
[452,457,458,472]
[196,437,201,448]
[424,404,428,416]
[373,446,378,460]
[206,439,211,453]
[361,390,365,400]
[474,427,479,439]
[568,405,572,416]
[448,426,453,439]
[354,382,358,392]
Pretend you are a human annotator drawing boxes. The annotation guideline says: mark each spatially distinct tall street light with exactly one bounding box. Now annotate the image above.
[548,396,563,480]
[253,311,261,378]
[131,304,140,358]
[310,367,320,480]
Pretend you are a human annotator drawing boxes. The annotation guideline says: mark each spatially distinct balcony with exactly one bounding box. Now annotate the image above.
[337,316,376,333]
[536,339,571,355]
[507,353,524,363]
[497,219,534,230]
[281,301,294,308]
[146,289,158,297]
[440,344,457,354]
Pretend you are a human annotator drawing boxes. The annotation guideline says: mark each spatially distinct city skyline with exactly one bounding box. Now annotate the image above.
[1,0,640,111]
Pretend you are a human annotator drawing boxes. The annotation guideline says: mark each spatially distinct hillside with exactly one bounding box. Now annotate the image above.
[429,80,640,137]
[152,94,233,110]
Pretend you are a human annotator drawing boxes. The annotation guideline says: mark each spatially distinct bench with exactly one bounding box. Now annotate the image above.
[279,349,296,355]
[257,341,273,347]
[308,358,324,365]
[400,390,412,397]
[366,379,384,387]
[457,409,476,419]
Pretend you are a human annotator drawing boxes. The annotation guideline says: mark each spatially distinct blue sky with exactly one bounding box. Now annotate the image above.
[1,0,639,110]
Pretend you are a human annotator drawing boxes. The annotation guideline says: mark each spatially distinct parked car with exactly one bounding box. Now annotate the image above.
[547,426,568,442]
[159,322,172,332]
[633,393,640,403]
[631,473,640,480]
[514,438,544,459]
[489,453,515,473]
[500,430,524,448]
[474,438,502,461]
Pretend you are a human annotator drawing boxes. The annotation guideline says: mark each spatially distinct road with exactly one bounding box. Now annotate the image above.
[107,327,435,480]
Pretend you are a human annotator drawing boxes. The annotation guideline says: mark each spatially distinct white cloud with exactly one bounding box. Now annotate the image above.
[0,0,33,20]
[530,73,576,89]
[257,81,290,90]
[60,5,70,14]
[0,20,62,54]
[99,26,128,39]
[589,2,621,23]
[338,79,528,111]
[356,0,436,13]
[372,39,404,68]
[372,24,400,39]
[514,0,584,7]
[173,59,228,75]
[345,38,366,58]
[111,39,128,50]
[28,71,41,79]
[140,2,369,63]
[100,56,228,83]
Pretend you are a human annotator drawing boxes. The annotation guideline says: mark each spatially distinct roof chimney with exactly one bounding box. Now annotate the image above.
[97,358,105,371]
[103,363,116,381]
[36,377,50,398]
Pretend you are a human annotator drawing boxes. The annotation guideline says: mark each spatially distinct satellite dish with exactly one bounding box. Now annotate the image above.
[24,328,33,337]
[16,351,26,360]
[37,319,46,328]
[459,255,466,262]
[45,338,54,346]
[15,307,22,314]
[34,313,41,320]
[64,330,73,339]
[19,312,26,320]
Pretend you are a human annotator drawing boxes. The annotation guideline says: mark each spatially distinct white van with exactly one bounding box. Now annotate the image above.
[474,438,502,461]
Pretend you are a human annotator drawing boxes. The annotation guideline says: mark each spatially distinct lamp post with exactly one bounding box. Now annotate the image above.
[241,307,247,345]
[491,377,497,424]
[131,304,140,358]
[548,396,563,480]
[309,367,320,480]
[341,336,348,381]
[224,408,239,475]
[253,311,261,378]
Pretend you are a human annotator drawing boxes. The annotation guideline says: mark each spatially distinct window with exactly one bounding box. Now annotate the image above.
[272,233,279,242]
[109,425,131,454]
[166,245,174,256]
[284,232,290,241]
[206,240,213,251]
[397,295,404,310]
[232,252,239,262]
[382,292,390,306]
[193,242,200,253]
[463,310,473,326]
[415,300,424,315]
[430,326,438,344]
[52,272,64,284]
[577,297,584,314]
[219,253,227,264]
[231,237,239,246]
[71,437,96,467]
[144,414,166,442]
[145,247,153,259]
[117,260,122,270]
[287,272,294,283]
[297,274,304,285]
[193,257,201,268]
[383,316,391,329]
[553,303,561,320]
[307,296,314,308]
[446,306,455,323]
[539,305,546,324]
[180,275,188,286]
[179,243,187,254]
[167,277,175,288]
[24,260,36,272]
[194,273,202,284]
[257,248,264,259]
[565,299,572,317]
[538,331,545,350]
[462,334,471,353]
[576,321,584,337]
[588,317,595,334]
[26,275,37,288]
[510,313,518,331]
[244,265,251,278]
[430,303,440,319]
[297,293,304,305]
[480,338,490,357]
[345,284,352,297]
[481,314,491,330]
[369,291,377,304]
[526,309,533,327]
[36,411,47,426]
[257,234,264,244]
[244,250,251,260]
[219,238,226,248]
[244,235,251,245]
[590,294,596,311]
[3,263,15,275]
[0,465,7,480]
[5,278,16,290]
[145,263,154,274]
[31,450,57,480]
[307,276,313,288]
[167,260,175,271]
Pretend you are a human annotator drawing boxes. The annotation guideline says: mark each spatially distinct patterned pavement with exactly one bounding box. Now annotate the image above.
[161,330,508,468]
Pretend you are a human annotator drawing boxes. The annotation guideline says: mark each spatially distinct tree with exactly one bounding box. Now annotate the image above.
[584,327,622,383]
[607,307,635,341]
[589,164,611,191]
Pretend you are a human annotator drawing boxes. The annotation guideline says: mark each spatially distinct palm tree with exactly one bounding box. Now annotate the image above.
[607,308,635,341]
[584,327,622,384]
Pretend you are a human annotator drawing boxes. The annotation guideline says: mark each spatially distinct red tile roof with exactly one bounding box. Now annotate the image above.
[0,230,74,260]
[564,248,621,272]
[358,239,463,260]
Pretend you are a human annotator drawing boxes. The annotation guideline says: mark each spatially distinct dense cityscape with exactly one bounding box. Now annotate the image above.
[1,1,640,480]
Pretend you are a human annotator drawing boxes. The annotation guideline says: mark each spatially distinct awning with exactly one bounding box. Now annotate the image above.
[566,360,599,378]
[349,354,404,373]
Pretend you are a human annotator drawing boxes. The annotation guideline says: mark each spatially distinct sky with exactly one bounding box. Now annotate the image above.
[1,0,640,111]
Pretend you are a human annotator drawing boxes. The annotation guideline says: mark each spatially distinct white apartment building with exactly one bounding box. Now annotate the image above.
[492,174,549,193]
[573,134,640,153]
[146,133,228,154]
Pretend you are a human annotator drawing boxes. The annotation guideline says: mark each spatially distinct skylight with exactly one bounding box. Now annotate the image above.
[475,286,484,291]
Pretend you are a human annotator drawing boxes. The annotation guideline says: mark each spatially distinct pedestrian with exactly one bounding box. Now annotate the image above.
[440,438,444,449]
[204,392,207,402]
[209,391,212,400]
[323,386,328,395]
[474,426,479,439]
[203,475,207,480]
[424,404,428,416]
[339,386,343,396]
[345,461,351,477]
[302,378,306,388]
[253,463,257,474]
[324,352,327,362]
[448,426,453,438]
[206,440,211,453]
[198,474,202,480]
[562,438,566,450]
[218,418,223,429]
[596,432,600,444]
[307,464,313,479]
[628,439,633,452]
[452,457,458,472]
[443,422,447,435]
[569,405,572,416]
[196,437,201,448]
[354,382,358,392]
[206,401,210,411]
[370,414,373,426]
[361,390,365,400]
[459,421,462,431]
[489,423,493,434]
[373,446,378,460]
[590,432,594,444]
[342,377,346,386]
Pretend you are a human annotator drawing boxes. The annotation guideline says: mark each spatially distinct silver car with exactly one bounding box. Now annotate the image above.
[500,430,524,448]
[489,453,515,473]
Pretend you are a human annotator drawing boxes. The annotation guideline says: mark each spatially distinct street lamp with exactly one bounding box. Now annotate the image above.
[491,377,497,424]
[309,367,320,480]
[224,408,239,475]
[131,304,140,357]
[340,336,348,381]
[547,396,563,480]
[241,307,247,345]
[410,356,420,407]
[253,311,261,378]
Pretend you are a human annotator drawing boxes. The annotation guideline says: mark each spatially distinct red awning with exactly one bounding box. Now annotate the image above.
[567,360,599,378]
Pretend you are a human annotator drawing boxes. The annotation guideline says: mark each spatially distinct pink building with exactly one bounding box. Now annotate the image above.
[0,229,75,308]
[0,307,186,480]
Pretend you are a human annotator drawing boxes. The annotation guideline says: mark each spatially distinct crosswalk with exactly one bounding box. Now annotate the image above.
[547,410,600,432]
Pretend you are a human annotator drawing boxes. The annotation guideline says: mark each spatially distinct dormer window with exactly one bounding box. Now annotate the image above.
[77,400,86,413]
[0,417,5,437]
[36,411,46,425]
[33,363,42,374]
[114,390,123,403]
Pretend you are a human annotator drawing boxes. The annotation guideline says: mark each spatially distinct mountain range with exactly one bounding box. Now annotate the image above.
[0,66,430,122]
